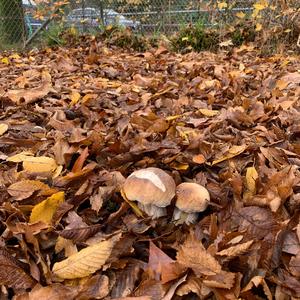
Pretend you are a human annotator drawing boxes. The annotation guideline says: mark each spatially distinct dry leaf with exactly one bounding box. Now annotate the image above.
[245,167,258,195]
[177,233,221,276]
[30,191,65,225]
[216,240,253,258]
[198,108,219,117]
[0,248,35,290]
[0,123,8,136]
[212,144,247,165]
[5,71,53,105]
[7,180,57,200]
[52,235,119,279]
[23,156,58,175]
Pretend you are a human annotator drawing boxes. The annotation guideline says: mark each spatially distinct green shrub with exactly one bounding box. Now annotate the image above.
[171,22,220,52]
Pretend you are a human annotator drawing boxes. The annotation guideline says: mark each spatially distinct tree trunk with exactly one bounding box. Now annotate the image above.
[0,0,25,45]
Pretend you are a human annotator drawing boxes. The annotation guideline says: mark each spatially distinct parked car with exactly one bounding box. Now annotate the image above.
[67,7,140,30]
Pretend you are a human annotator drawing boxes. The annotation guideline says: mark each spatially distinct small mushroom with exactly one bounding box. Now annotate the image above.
[122,167,176,218]
[173,182,210,225]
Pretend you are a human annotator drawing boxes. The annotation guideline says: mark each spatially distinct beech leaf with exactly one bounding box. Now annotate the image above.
[177,233,221,276]
[52,235,119,279]
[30,191,65,224]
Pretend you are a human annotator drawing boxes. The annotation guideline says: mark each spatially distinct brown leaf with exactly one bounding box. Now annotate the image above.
[216,240,253,259]
[7,180,57,200]
[289,252,300,277]
[0,248,35,290]
[71,147,89,173]
[177,233,221,276]
[111,259,146,298]
[241,276,272,300]
[21,283,78,300]
[77,274,109,300]
[5,71,53,105]
[203,270,235,289]
[148,241,185,284]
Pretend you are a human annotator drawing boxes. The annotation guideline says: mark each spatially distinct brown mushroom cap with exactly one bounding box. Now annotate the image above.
[123,167,176,207]
[176,182,210,213]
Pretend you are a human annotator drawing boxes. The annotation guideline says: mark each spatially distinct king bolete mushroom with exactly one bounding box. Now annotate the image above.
[173,182,210,225]
[122,167,176,218]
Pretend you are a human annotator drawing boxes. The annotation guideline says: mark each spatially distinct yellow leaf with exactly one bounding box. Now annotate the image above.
[6,151,34,162]
[70,91,81,106]
[1,57,9,64]
[212,145,247,165]
[9,53,21,59]
[30,191,64,224]
[181,37,189,41]
[82,93,98,104]
[199,108,219,117]
[23,156,58,174]
[218,2,228,9]
[171,162,189,171]
[166,114,183,121]
[121,189,144,217]
[255,23,262,32]
[236,11,245,19]
[0,123,8,136]
[52,235,118,279]
[253,2,267,11]
[245,167,258,194]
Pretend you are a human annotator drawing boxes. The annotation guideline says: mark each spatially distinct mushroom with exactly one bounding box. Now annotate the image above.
[173,182,210,225]
[122,167,176,218]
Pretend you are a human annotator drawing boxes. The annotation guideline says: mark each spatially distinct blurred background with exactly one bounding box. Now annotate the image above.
[0,0,299,51]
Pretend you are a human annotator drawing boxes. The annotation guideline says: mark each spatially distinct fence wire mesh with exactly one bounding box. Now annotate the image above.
[63,0,256,34]
[0,0,26,48]
[0,0,299,50]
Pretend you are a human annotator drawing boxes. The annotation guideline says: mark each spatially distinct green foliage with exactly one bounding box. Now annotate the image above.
[171,21,219,52]
[41,23,67,47]
[230,21,256,46]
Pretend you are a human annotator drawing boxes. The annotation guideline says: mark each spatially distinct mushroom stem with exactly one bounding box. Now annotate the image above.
[172,207,198,225]
[138,203,167,219]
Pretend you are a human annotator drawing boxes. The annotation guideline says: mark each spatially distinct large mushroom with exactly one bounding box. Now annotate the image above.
[173,182,210,225]
[122,167,176,218]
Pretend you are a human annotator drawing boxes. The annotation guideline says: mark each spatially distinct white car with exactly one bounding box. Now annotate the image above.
[67,8,140,30]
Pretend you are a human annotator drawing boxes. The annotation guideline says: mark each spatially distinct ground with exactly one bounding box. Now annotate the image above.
[0,38,300,299]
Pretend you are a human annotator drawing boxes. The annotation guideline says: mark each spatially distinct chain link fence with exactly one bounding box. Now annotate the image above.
[63,0,256,34]
[0,0,299,50]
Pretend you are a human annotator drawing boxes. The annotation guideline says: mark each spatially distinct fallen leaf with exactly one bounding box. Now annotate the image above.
[5,71,53,105]
[216,240,253,258]
[212,144,247,165]
[0,248,35,290]
[245,167,258,195]
[71,147,89,173]
[8,180,57,200]
[0,124,8,136]
[23,156,58,175]
[148,241,185,284]
[52,235,119,279]
[30,191,65,225]
[70,91,81,106]
[177,232,221,276]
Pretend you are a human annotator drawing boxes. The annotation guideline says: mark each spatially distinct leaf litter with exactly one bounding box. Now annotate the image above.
[0,37,300,299]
